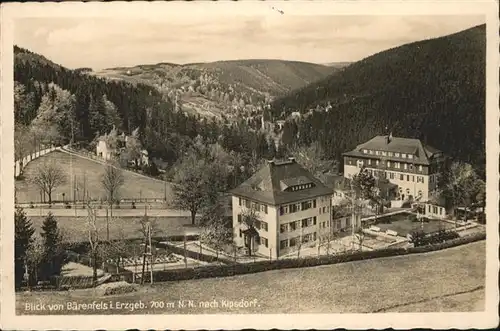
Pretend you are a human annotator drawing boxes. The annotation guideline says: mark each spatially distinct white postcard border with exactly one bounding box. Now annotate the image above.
[1,1,499,330]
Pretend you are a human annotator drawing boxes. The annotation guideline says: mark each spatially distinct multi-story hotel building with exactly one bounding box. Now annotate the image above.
[230,158,333,259]
[343,134,446,202]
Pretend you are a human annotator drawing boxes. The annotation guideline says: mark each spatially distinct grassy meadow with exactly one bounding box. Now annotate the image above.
[16,151,172,203]
[17,241,485,314]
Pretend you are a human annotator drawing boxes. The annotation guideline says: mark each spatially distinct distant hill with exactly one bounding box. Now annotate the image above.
[322,62,352,68]
[93,59,336,119]
[271,24,486,175]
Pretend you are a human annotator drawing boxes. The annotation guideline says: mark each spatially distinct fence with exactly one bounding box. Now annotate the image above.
[147,232,485,283]
[15,145,61,177]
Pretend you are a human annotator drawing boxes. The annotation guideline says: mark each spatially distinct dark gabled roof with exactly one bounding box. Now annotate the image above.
[342,135,442,165]
[230,158,333,205]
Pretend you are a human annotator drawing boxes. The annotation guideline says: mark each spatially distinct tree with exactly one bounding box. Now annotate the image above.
[353,226,366,251]
[126,127,143,169]
[199,206,232,259]
[14,124,32,173]
[239,207,261,256]
[290,142,335,178]
[40,212,67,280]
[86,202,101,287]
[26,232,44,286]
[171,153,219,225]
[351,168,377,201]
[101,163,125,240]
[318,228,338,256]
[15,207,35,289]
[440,162,480,220]
[29,160,67,204]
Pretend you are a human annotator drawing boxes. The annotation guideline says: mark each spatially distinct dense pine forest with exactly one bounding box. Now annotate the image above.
[14,46,279,175]
[271,25,486,177]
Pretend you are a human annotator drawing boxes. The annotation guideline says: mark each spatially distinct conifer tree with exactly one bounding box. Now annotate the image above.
[15,207,35,289]
[40,212,67,280]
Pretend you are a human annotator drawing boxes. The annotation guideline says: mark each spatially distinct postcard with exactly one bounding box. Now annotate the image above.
[1,0,498,329]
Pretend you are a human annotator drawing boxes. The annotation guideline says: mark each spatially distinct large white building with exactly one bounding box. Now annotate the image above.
[230,158,333,259]
[343,134,446,202]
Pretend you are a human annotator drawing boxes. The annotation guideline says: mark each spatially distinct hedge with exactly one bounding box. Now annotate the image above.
[147,232,486,283]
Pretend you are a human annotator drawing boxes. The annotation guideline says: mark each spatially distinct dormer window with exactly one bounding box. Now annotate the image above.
[369,150,374,154]
[408,154,413,159]
[375,151,380,155]
[381,151,387,156]
[388,152,393,157]
[395,153,400,157]
[363,149,368,153]
[402,153,407,158]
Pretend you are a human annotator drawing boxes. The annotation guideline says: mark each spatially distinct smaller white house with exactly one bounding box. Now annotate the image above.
[96,138,113,160]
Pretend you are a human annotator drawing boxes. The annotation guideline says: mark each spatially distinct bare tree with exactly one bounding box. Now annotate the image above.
[318,228,338,256]
[29,161,67,204]
[240,207,261,256]
[354,227,366,252]
[101,163,125,240]
[86,201,101,287]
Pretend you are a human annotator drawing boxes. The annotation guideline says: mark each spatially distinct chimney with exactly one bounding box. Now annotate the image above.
[387,132,393,144]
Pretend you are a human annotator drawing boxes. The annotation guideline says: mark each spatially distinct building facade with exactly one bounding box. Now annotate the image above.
[230,158,333,259]
[343,134,445,202]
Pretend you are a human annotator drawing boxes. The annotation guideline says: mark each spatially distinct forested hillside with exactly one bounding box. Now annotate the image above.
[271,25,486,175]
[14,46,281,175]
[94,59,335,120]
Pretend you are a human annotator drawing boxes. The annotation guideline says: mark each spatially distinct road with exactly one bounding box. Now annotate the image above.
[23,207,193,218]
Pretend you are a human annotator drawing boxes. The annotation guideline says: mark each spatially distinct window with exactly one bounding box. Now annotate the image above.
[407,175,410,181]
[261,237,268,247]
[400,174,404,180]
[238,198,242,206]
[369,150,374,154]
[239,229,242,237]
[418,165,423,172]
[388,152,393,157]
[381,151,387,156]
[301,201,312,210]
[279,206,285,215]
[255,220,261,230]
[319,208,322,215]
[409,164,414,171]
[280,240,288,249]
[395,153,400,157]
[262,204,268,214]
[404,163,407,170]
[245,200,251,208]
[412,176,415,182]
[290,204,297,213]
[280,224,287,233]
[323,206,326,213]
[301,218,308,228]
[402,153,407,158]
[390,172,395,179]
[313,216,317,225]
[387,161,391,167]
[376,160,380,166]
[313,199,316,208]
[375,151,380,155]
[261,221,268,231]
[237,214,242,223]
[363,149,368,153]
[408,154,413,159]
[368,159,371,165]
[290,222,296,231]
[395,162,400,169]
[421,176,425,184]
[289,237,297,247]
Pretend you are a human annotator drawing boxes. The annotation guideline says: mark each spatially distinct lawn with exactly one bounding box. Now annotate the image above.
[374,212,454,237]
[16,241,485,314]
[15,151,173,203]
[28,215,200,242]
